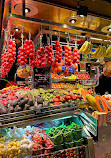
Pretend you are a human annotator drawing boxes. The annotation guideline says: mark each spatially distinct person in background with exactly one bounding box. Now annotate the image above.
[95,61,111,95]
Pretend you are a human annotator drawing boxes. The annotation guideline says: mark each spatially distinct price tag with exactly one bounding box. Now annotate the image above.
[34,109,42,115]
[69,102,76,107]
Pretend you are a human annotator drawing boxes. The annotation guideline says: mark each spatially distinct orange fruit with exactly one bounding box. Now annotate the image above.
[57,66,62,72]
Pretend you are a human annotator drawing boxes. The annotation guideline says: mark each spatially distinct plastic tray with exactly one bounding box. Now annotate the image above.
[65,141,74,149]
[49,132,63,145]
[72,129,82,140]
[54,144,64,151]
[74,138,84,147]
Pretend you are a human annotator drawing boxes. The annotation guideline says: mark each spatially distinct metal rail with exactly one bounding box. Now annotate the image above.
[0,103,84,128]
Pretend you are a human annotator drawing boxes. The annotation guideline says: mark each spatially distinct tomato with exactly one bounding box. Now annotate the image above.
[20,56,25,61]
[20,61,25,65]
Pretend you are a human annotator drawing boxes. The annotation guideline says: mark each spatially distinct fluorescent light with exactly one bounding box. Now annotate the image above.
[90,37,102,41]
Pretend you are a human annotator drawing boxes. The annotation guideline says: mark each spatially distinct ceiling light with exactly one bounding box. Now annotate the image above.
[69,19,77,24]
[107,28,111,32]
[25,8,30,13]
[77,5,88,17]
[80,15,85,18]
[14,28,20,31]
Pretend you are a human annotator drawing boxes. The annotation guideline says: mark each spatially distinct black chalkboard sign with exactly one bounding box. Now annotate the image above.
[34,66,51,88]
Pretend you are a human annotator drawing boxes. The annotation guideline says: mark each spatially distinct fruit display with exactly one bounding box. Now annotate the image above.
[0,123,86,158]
[52,73,64,80]
[52,83,65,89]
[64,83,75,89]
[91,45,106,58]
[64,74,77,80]
[1,40,16,78]
[46,123,83,150]
[79,41,93,54]
[77,73,90,80]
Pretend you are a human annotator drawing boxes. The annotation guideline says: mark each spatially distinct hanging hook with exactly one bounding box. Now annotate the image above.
[75,32,77,49]
[21,21,24,48]
[29,21,31,40]
[40,25,43,48]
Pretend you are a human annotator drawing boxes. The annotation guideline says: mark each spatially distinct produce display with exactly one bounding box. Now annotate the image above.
[77,73,90,80]
[0,121,85,158]
[46,123,83,150]
[52,83,65,89]
[1,40,16,78]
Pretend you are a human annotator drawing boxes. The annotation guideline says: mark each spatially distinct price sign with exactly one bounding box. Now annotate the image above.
[34,66,51,88]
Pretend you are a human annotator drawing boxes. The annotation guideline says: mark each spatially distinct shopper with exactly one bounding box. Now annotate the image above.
[95,61,111,95]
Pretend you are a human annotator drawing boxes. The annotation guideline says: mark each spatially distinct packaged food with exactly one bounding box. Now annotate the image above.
[7,140,21,158]
[17,65,30,78]
[0,142,7,158]
[20,138,32,157]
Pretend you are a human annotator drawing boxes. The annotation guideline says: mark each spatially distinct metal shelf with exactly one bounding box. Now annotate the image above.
[0,102,88,128]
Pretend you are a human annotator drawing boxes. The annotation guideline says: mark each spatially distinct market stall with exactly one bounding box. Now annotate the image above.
[1,0,111,158]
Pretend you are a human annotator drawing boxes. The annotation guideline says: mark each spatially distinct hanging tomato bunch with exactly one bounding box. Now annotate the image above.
[45,45,54,66]
[64,46,72,66]
[36,47,45,68]
[1,40,16,78]
[72,48,80,64]
[54,40,63,64]
[17,47,27,65]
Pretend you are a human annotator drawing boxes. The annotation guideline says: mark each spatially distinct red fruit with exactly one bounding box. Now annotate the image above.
[20,61,25,65]
[29,53,34,58]
[23,43,27,48]
[73,53,77,56]
[25,55,28,58]
[29,44,34,49]
[40,47,44,52]
[20,56,25,61]
[30,49,34,53]
[26,51,30,56]
[73,56,77,62]
[17,59,21,63]
[8,53,13,58]
[77,55,80,59]
[21,52,25,56]
[41,62,45,67]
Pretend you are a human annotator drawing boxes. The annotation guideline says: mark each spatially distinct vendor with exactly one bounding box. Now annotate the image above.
[95,61,111,95]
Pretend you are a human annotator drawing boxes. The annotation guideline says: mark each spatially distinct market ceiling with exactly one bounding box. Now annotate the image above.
[1,0,111,46]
